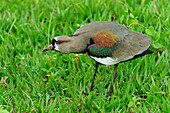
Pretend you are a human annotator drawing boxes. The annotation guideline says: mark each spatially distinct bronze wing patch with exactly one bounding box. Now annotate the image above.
[92,30,120,48]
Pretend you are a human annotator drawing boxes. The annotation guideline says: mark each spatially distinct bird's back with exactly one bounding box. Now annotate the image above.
[74,21,151,65]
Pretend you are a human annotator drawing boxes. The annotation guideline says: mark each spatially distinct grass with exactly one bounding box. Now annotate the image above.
[0,0,169,112]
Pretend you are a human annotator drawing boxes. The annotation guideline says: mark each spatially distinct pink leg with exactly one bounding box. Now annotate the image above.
[83,62,99,96]
[90,62,99,91]
[107,63,119,97]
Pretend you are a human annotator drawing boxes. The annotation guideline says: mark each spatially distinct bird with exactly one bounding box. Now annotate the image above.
[43,21,153,96]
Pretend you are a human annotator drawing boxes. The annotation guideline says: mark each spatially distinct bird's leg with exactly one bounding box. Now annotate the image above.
[107,63,119,97]
[90,62,99,91]
[83,62,99,96]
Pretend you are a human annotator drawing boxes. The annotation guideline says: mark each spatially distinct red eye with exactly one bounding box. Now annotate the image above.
[57,41,63,45]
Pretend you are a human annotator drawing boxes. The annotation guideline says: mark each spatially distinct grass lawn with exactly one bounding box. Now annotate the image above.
[0,0,169,112]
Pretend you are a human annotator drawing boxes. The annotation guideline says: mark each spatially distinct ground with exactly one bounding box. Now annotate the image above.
[0,0,169,112]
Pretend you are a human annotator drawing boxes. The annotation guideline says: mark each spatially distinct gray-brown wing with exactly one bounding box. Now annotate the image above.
[112,31,151,62]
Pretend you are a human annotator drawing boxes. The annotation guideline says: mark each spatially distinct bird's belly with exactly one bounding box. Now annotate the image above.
[90,56,120,65]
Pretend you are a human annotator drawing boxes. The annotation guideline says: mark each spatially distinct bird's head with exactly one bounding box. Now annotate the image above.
[43,36,72,53]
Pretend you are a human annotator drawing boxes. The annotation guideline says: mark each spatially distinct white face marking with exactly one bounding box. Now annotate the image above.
[53,36,61,51]
[54,36,59,41]
[54,43,60,51]
[90,56,120,66]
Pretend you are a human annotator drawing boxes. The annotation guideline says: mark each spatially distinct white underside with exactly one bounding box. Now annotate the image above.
[90,56,120,66]
[90,55,136,66]
[90,50,146,66]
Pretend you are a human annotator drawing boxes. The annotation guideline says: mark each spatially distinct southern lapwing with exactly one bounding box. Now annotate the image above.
[43,21,153,96]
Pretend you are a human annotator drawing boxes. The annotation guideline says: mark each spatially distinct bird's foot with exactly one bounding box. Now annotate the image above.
[106,91,113,97]
[82,92,88,96]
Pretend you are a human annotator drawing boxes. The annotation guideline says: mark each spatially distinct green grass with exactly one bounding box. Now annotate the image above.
[0,0,169,112]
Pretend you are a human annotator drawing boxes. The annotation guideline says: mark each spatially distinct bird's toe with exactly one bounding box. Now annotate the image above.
[82,92,89,96]
[106,91,113,97]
